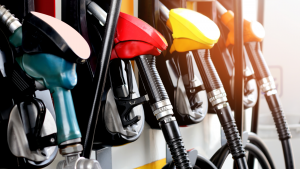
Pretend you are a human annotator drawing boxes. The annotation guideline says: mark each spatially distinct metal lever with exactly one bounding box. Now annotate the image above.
[23,97,50,150]
[189,84,205,111]
[114,60,149,127]
[186,53,195,89]
[31,98,46,139]
[124,60,134,94]
[177,52,206,110]
[115,95,148,127]
[244,74,255,96]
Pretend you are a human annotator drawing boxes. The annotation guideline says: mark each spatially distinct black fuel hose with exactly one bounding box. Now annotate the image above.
[211,143,230,168]
[136,55,192,169]
[245,42,294,169]
[245,143,271,169]
[195,155,217,169]
[211,143,271,169]
[164,155,218,169]
[193,49,248,169]
[248,132,275,169]
[135,55,169,104]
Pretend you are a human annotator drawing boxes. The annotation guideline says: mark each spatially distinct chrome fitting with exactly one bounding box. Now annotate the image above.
[153,105,173,116]
[60,144,83,156]
[158,1,170,20]
[151,99,171,110]
[0,5,21,33]
[151,99,173,120]
[258,76,276,92]
[216,102,229,110]
[87,1,107,25]
[190,78,202,89]
[57,152,102,169]
[60,138,82,146]
[162,116,176,124]
[57,142,102,169]
[265,89,277,96]
[207,88,227,106]
[155,109,174,120]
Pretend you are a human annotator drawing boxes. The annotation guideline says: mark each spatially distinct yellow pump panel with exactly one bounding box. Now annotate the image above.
[167,8,220,53]
[120,0,135,69]
[120,0,134,15]
[186,2,195,10]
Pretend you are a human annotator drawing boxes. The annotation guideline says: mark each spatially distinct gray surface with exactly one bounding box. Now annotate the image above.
[96,147,112,169]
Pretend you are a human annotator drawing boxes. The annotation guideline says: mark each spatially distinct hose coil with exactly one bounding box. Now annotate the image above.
[168,138,192,169]
[193,49,223,92]
[136,55,169,103]
[222,121,245,158]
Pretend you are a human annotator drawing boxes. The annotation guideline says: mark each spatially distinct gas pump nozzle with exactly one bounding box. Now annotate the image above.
[0,5,102,169]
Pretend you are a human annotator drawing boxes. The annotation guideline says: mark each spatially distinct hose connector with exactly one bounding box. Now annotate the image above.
[58,143,102,169]
[159,116,192,169]
[207,87,228,106]
[258,76,276,93]
[0,5,22,33]
[151,99,174,120]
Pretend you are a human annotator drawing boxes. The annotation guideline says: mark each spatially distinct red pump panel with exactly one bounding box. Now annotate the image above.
[34,0,55,17]
[111,12,168,60]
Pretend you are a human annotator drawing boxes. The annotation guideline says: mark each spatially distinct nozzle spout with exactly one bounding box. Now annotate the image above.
[0,5,22,33]
[216,1,227,15]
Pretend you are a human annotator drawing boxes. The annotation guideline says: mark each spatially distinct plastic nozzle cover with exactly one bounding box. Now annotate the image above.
[22,12,90,64]
[219,8,265,46]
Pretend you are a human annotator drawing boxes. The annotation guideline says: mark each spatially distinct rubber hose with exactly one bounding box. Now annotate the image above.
[135,55,169,104]
[160,119,192,169]
[192,49,223,91]
[245,42,293,168]
[222,121,245,159]
[265,93,291,140]
[248,132,275,169]
[137,54,192,168]
[281,139,295,169]
[212,143,271,169]
[245,143,271,169]
[168,139,192,169]
[210,144,229,168]
[215,106,245,160]
[167,154,218,169]
[244,42,271,80]
[195,155,217,169]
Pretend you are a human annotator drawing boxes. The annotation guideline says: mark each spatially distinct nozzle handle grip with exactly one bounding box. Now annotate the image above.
[9,25,82,146]
[52,87,82,145]
[245,42,271,80]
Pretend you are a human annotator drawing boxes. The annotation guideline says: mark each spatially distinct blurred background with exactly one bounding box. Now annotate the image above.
[38,0,300,168]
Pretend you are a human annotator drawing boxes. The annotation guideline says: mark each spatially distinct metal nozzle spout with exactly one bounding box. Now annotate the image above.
[0,5,22,33]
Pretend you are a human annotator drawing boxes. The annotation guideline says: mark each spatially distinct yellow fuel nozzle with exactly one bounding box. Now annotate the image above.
[216,2,265,46]
[166,8,220,53]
